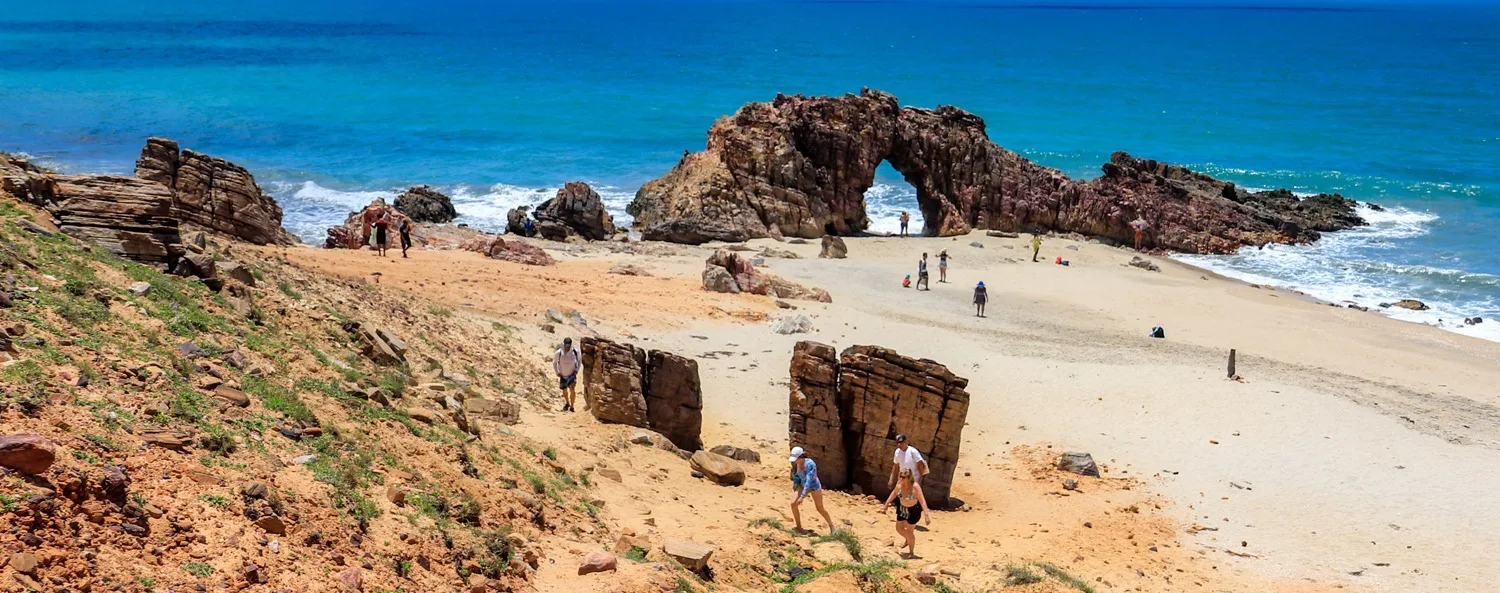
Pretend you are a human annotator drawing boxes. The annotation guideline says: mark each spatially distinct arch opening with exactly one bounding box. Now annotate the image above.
[861,161,923,236]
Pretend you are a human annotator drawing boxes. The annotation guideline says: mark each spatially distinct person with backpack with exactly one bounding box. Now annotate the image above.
[553,337,582,412]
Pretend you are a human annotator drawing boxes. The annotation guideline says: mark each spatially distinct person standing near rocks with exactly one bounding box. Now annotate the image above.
[1030,233,1042,263]
[916,253,930,291]
[789,446,835,535]
[938,250,950,283]
[885,468,931,558]
[889,434,928,488]
[398,217,413,258]
[372,210,391,257]
[973,281,988,317]
[553,337,582,412]
[899,211,911,237]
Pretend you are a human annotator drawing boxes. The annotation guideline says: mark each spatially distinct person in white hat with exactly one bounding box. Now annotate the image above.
[788,446,835,535]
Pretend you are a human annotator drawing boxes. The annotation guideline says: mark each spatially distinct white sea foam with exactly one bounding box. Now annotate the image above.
[1175,204,1500,343]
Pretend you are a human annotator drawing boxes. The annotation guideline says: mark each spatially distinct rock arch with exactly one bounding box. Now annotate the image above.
[628,89,1363,254]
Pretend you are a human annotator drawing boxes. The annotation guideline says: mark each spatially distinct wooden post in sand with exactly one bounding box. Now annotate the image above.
[1227,349,1237,378]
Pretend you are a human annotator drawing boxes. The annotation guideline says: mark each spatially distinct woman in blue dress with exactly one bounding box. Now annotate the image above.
[789,446,835,535]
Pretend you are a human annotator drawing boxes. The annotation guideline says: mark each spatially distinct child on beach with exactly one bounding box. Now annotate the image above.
[917,253,930,290]
[938,250,949,283]
[903,275,912,288]
[974,281,987,317]
[789,447,835,535]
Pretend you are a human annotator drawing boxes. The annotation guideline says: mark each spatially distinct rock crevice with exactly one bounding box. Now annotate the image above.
[581,337,703,451]
[788,341,969,507]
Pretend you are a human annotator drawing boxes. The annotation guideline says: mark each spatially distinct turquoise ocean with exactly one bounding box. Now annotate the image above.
[2,0,1498,340]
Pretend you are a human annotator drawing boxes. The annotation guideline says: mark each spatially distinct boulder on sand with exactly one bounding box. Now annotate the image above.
[688,450,746,486]
[1058,452,1100,477]
[819,235,848,259]
[663,538,714,573]
[1390,299,1429,311]
[581,338,704,451]
[578,551,617,575]
[702,250,830,302]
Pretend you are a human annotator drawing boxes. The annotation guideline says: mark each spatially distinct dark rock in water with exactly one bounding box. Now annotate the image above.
[534,182,616,241]
[1058,452,1100,477]
[394,185,458,224]
[629,89,1364,253]
[1391,299,1430,311]
[819,235,847,259]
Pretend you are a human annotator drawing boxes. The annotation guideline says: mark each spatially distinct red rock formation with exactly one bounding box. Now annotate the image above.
[788,341,970,507]
[136,138,295,246]
[457,233,556,266]
[630,89,1364,254]
[324,199,415,250]
[580,338,704,451]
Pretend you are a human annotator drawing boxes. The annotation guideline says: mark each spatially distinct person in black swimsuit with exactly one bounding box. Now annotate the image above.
[398,218,413,258]
[883,469,931,558]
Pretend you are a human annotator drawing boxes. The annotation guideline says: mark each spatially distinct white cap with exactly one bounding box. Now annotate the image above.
[788,446,805,463]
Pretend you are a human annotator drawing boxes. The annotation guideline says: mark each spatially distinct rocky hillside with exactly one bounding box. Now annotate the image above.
[628,89,1365,253]
[0,195,609,592]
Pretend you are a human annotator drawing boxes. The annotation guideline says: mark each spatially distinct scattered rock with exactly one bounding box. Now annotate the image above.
[219,261,256,286]
[811,541,854,564]
[578,551,618,575]
[254,515,287,535]
[242,481,268,499]
[596,468,623,482]
[176,341,207,358]
[688,450,746,486]
[1063,478,1078,491]
[662,538,714,573]
[1128,256,1161,272]
[128,282,151,296]
[986,231,1019,238]
[0,435,56,474]
[213,386,251,407]
[8,552,38,574]
[709,445,762,464]
[243,563,265,584]
[386,484,407,505]
[771,315,814,335]
[1058,452,1100,477]
[292,454,317,464]
[337,566,363,591]
[819,235,848,259]
[139,428,192,451]
[969,241,984,248]
[916,564,941,585]
[608,263,651,276]
[462,397,520,425]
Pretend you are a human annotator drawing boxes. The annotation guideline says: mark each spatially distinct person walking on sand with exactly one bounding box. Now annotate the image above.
[553,337,582,412]
[398,217,413,258]
[373,210,391,257]
[974,281,988,317]
[789,446,835,535]
[938,250,950,283]
[884,468,931,559]
[916,253,930,290]
[899,211,911,237]
[889,434,929,488]
[1031,233,1042,263]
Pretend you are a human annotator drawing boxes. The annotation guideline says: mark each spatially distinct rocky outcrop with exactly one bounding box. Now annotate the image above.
[136,138,295,246]
[1,139,294,265]
[701,250,831,302]
[580,338,703,451]
[819,235,847,259]
[506,207,534,236]
[630,89,1365,254]
[0,434,56,475]
[393,185,458,224]
[534,182,616,241]
[788,341,970,507]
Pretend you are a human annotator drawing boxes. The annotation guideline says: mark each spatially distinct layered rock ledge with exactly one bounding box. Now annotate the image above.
[629,89,1365,254]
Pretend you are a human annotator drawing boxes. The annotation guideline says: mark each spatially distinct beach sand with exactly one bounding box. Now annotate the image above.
[274,231,1500,593]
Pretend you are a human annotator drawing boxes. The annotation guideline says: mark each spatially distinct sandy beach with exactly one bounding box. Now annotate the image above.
[269,230,1500,593]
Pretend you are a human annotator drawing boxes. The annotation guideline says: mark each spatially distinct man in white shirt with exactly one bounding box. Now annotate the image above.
[553,337,582,412]
[889,434,928,488]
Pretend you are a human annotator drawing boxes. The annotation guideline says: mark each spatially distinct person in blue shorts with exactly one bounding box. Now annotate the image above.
[789,446,835,535]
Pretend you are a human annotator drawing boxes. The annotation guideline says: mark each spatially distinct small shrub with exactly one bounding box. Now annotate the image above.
[815,529,863,561]
[625,546,649,562]
[183,561,214,577]
[198,494,231,508]
[542,447,557,461]
[1005,564,1043,586]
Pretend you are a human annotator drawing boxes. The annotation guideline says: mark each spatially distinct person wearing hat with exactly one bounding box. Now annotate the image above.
[553,337,582,412]
[889,434,928,489]
[788,446,835,535]
[973,281,988,318]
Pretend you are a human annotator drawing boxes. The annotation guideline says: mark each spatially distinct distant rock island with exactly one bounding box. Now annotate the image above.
[629,88,1365,253]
